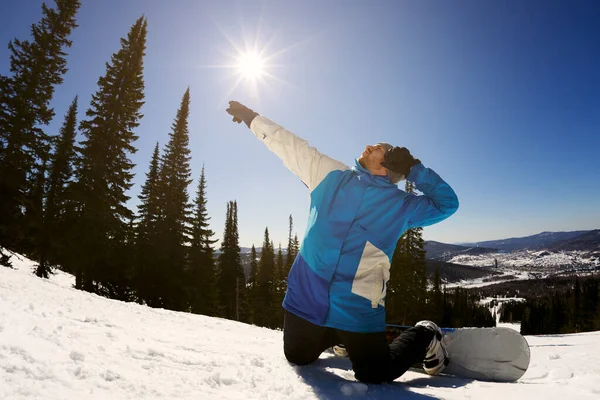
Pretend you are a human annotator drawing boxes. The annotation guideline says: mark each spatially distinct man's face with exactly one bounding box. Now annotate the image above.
[358,144,387,172]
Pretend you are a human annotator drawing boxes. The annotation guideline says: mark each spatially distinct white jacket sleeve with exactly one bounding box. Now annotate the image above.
[250,116,349,191]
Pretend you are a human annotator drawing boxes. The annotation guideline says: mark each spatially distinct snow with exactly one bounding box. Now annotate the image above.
[444,271,533,289]
[2,252,600,399]
[448,249,599,271]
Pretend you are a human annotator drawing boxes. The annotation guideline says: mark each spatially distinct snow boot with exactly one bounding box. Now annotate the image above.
[415,320,449,375]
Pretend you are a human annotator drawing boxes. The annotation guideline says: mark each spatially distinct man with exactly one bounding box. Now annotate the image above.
[226,101,459,383]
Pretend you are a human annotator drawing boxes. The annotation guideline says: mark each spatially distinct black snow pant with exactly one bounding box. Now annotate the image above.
[283,311,434,384]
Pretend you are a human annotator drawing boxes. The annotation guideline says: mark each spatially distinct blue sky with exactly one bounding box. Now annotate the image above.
[1,0,599,248]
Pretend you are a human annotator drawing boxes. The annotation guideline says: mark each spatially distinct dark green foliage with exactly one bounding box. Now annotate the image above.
[499,301,527,323]
[254,228,278,328]
[474,275,600,334]
[0,0,80,253]
[246,245,259,324]
[152,88,193,311]
[284,215,297,277]
[36,96,79,278]
[429,264,444,323]
[520,276,600,335]
[438,287,496,328]
[273,243,286,326]
[188,166,219,316]
[104,215,136,301]
[249,245,259,285]
[276,244,284,282]
[218,201,245,321]
[135,142,162,306]
[137,143,161,239]
[70,16,147,295]
[292,235,300,258]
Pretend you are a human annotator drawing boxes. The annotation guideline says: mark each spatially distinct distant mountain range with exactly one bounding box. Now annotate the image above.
[424,241,498,261]
[429,230,599,261]
[549,230,600,252]
[456,230,591,252]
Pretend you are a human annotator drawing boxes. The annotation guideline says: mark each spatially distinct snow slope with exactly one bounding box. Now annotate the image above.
[1,252,600,399]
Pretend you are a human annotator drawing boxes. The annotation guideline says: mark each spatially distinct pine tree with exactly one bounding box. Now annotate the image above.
[573,277,582,332]
[218,202,233,318]
[70,16,147,295]
[137,143,161,239]
[189,166,219,316]
[26,151,49,259]
[386,181,428,325]
[37,96,79,278]
[429,263,443,323]
[293,234,300,257]
[218,201,244,320]
[135,142,162,305]
[273,242,285,328]
[108,214,136,301]
[0,0,81,253]
[284,215,296,276]
[249,245,259,285]
[255,228,276,327]
[276,243,284,282]
[248,244,259,324]
[154,88,193,311]
[232,201,248,322]
[582,279,599,331]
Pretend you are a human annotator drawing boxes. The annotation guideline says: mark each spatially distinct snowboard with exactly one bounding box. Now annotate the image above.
[334,325,531,382]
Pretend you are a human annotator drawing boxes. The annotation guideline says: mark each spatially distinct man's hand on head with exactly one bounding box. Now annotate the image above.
[226,101,259,128]
[380,146,421,177]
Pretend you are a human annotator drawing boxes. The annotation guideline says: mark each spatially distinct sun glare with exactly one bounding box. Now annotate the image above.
[237,51,265,80]
[206,21,307,101]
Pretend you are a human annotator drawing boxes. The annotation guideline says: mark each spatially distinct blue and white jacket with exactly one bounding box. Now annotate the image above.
[250,116,459,333]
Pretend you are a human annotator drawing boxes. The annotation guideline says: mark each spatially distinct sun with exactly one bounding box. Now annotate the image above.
[237,51,265,80]
[205,22,308,101]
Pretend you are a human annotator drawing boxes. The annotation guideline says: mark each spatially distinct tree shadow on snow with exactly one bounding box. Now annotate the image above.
[294,355,468,400]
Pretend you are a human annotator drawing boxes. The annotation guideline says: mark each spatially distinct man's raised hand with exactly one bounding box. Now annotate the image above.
[226,101,259,128]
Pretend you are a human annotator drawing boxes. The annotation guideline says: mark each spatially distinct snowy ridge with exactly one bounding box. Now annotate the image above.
[2,252,600,399]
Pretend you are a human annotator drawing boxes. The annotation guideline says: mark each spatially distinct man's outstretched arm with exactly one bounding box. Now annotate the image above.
[226,101,348,191]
